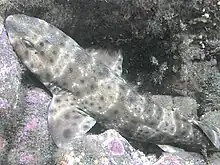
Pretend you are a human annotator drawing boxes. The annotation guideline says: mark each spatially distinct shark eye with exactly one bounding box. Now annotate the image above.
[22,39,35,49]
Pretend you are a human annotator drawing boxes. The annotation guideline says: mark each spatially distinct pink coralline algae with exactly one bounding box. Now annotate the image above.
[20,152,35,163]
[107,138,125,156]
[24,118,38,131]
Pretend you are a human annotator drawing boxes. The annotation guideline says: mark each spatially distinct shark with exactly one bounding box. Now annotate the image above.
[4,14,220,153]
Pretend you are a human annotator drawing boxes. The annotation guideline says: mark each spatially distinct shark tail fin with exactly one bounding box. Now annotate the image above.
[191,120,220,151]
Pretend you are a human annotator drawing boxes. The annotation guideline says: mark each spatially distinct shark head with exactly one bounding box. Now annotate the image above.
[5,14,56,82]
[4,14,81,84]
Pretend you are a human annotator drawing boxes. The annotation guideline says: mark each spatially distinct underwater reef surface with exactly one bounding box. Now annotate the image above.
[0,17,209,165]
[1,0,220,164]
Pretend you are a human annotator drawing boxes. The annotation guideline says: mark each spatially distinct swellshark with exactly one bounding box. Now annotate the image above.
[4,14,220,153]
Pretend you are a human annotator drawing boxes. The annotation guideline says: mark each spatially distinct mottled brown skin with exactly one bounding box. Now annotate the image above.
[5,14,219,152]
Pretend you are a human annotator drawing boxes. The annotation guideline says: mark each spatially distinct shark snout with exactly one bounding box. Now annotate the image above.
[5,15,18,33]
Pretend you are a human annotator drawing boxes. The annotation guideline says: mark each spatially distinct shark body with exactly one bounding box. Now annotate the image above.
[5,14,220,152]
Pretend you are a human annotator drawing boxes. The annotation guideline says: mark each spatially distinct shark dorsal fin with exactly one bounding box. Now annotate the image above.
[86,48,123,77]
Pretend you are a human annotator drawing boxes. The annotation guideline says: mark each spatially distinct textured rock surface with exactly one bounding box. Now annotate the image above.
[0,23,21,120]
[0,22,22,164]
[55,129,207,165]
[201,110,220,128]
[55,129,155,165]
[7,87,55,165]
[155,152,205,165]
[208,152,220,164]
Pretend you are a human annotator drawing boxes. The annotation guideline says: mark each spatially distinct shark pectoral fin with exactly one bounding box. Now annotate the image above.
[48,94,96,149]
[192,120,220,150]
[87,48,123,76]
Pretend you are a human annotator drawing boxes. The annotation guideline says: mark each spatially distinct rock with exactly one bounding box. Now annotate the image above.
[156,145,206,165]
[55,129,208,165]
[208,152,220,165]
[173,34,220,115]
[0,23,21,118]
[200,111,220,129]
[7,87,55,165]
[0,23,22,164]
[55,129,158,165]
[0,133,7,163]
[173,96,198,119]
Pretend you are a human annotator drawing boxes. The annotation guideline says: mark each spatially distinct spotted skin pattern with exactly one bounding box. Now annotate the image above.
[5,14,220,151]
